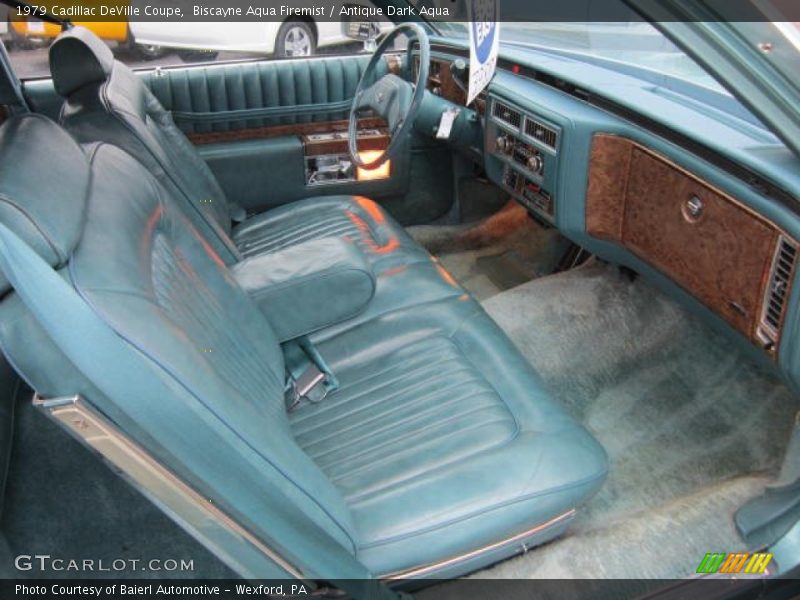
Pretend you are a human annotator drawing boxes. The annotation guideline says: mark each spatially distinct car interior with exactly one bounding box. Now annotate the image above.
[0,8,798,594]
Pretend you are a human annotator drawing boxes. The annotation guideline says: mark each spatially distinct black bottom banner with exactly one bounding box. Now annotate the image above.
[2,577,800,600]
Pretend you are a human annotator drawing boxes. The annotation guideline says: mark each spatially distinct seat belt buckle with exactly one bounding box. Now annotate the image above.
[287,364,329,412]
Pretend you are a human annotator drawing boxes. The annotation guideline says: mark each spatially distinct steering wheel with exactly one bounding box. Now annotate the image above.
[348,23,430,170]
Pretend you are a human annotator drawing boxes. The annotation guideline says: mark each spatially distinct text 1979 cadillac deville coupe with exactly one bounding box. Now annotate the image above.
[0,0,797,597]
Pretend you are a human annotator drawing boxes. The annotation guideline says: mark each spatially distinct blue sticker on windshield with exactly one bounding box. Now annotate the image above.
[472,20,497,64]
[468,0,500,105]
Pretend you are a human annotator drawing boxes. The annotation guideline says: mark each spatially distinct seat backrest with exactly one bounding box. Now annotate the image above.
[49,27,240,263]
[0,114,357,556]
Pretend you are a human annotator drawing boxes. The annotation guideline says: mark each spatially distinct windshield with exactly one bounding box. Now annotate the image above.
[436,21,727,92]
[433,19,789,129]
[509,22,728,91]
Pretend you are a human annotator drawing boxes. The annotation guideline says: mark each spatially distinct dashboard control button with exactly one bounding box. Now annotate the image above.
[527,154,544,173]
[496,136,512,154]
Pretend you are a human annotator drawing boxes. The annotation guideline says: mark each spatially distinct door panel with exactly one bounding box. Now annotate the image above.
[144,54,388,133]
[144,54,413,212]
[197,135,306,212]
[196,133,410,212]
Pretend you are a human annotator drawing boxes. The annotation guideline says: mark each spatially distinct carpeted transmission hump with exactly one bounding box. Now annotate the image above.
[409,202,571,301]
[473,260,799,579]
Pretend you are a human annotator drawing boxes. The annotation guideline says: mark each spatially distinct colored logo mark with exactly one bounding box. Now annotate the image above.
[696,552,773,575]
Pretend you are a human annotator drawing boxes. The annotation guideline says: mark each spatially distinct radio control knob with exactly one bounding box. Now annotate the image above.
[496,136,510,153]
[527,154,543,173]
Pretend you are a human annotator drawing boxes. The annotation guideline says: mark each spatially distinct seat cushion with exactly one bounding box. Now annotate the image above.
[0,114,608,581]
[291,296,609,576]
[232,195,429,269]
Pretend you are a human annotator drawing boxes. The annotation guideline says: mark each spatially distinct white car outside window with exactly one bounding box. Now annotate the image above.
[129,6,391,58]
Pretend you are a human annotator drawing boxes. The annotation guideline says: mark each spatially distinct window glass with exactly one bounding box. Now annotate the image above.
[1,6,395,80]
[435,19,784,129]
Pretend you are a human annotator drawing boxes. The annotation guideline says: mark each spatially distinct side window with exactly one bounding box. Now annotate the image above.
[1,11,398,80]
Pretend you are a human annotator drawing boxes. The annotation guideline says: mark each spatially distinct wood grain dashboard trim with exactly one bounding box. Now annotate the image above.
[586,133,797,355]
[428,58,468,107]
[413,55,486,115]
[585,135,633,241]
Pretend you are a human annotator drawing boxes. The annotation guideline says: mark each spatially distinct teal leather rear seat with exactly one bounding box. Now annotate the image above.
[0,114,607,578]
[48,27,426,269]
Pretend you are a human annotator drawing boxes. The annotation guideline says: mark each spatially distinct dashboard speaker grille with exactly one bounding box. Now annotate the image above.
[759,236,797,348]
[492,101,522,129]
[525,117,558,150]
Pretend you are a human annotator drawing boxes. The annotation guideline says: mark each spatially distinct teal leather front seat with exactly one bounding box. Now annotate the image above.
[0,114,607,578]
[48,27,425,268]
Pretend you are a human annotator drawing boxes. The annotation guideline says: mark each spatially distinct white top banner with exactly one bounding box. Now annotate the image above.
[467,0,500,105]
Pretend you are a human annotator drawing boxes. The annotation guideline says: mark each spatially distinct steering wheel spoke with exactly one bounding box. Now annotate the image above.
[354,83,379,113]
[348,24,430,170]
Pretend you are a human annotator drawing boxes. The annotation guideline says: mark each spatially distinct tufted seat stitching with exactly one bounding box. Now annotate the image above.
[292,365,481,443]
[290,336,521,503]
[358,469,608,553]
[236,216,364,256]
[326,410,516,482]
[152,236,285,403]
[340,417,524,508]
[301,385,498,460]
[290,356,474,432]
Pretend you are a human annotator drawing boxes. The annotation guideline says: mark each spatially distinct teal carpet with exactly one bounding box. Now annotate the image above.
[1,392,234,579]
[409,202,571,301]
[467,260,799,579]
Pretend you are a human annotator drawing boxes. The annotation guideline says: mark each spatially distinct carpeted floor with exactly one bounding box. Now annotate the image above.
[470,476,768,580]
[409,202,571,301]
[466,260,800,579]
[1,391,235,579]
[3,220,797,583]
[420,476,768,598]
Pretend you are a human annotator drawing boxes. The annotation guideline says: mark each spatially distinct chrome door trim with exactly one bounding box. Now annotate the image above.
[33,393,306,580]
[382,509,577,580]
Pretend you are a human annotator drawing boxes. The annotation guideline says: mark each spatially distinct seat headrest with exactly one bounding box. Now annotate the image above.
[0,115,90,294]
[49,26,114,97]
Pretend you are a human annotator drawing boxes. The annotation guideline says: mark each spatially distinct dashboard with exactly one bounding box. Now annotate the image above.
[485,97,560,224]
[586,135,796,356]
[418,43,800,388]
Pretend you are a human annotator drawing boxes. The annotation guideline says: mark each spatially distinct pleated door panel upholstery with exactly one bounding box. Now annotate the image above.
[144,55,387,134]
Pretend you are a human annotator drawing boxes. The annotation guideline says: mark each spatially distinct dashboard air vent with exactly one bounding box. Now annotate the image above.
[759,236,797,348]
[525,117,558,150]
[493,101,521,129]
